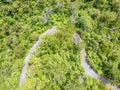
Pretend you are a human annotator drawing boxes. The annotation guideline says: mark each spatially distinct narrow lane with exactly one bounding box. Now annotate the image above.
[73,33,119,90]
[19,26,57,86]
[20,28,119,90]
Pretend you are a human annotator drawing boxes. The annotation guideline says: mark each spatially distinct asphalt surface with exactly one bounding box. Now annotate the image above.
[20,28,119,90]
[73,33,119,90]
[19,26,57,86]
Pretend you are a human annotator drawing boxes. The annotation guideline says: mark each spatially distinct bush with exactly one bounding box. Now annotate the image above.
[14,44,25,58]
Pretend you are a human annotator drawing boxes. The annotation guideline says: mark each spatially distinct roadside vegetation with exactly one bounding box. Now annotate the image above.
[21,25,108,90]
[0,0,119,90]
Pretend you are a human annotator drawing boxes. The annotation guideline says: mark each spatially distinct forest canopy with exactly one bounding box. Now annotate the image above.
[0,0,120,90]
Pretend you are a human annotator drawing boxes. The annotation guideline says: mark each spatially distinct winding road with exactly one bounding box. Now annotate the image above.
[20,26,120,90]
[73,33,120,90]
[19,26,57,86]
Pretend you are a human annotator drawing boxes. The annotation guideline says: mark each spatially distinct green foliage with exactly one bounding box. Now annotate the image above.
[30,32,39,41]
[20,26,107,90]
[78,0,120,86]
[75,10,94,31]
[14,44,25,58]
[0,0,119,89]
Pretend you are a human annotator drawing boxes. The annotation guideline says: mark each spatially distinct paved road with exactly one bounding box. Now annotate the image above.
[20,28,119,90]
[19,26,57,86]
[73,33,119,90]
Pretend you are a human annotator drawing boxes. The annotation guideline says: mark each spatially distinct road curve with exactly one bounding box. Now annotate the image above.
[20,27,119,90]
[73,33,119,90]
[19,26,57,86]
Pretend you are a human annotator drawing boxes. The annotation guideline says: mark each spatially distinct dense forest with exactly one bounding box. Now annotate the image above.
[0,0,120,90]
